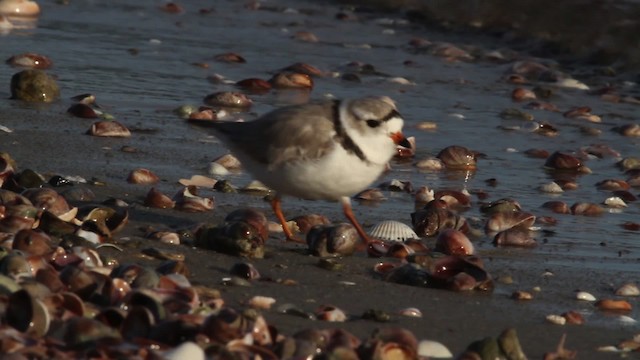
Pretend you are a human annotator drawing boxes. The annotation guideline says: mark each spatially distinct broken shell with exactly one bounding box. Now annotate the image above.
[369,220,418,242]
[88,121,131,137]
[6,289,50,337]
[615,283,640,297]
[127,168,160,185]
[173,186,214,212]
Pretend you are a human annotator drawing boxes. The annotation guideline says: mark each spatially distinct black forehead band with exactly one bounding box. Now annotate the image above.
[381,109,401,122]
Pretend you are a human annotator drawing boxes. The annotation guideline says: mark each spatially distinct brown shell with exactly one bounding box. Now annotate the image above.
[436,145,477,170]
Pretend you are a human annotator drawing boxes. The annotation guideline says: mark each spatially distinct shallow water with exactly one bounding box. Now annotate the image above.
[2,0,640,281]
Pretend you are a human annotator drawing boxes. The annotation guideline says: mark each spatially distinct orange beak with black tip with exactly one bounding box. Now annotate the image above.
[390,131,411,149]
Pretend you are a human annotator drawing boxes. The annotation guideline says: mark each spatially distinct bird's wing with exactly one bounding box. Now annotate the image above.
[209,102,337,168]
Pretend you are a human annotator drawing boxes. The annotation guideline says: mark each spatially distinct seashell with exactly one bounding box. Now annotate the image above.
[511,88,536,101]
[541,201,570,214]
[282,62,325,77]
[188,108,216,121]
[67,103,99,118]
[570,202,603,216]
[595,299,632,311]
[22,187,70,216]
[236,78,271,94]
[315,305,347,322]
[173,186,214,212]
[614,124,640,137]
[144,187,175,209]
[214,52,246,63]
[160,2,184,14]
[615,283,640,297]
[225,208,269,242]
[88,120,131,137]
[485,211,535,233]
[269,72,313,89]
[511,291,533,300]
[369,220,418,242]
[417,340,452,358]
[194,222,265,258]
[398,307,422,318]
[480,198,521,215]
[621,221,640,231]
[546,314,566,325]
[355,188,386,201]
[436,145,478,170]
[208,162,229,176]
[307,223,358,257]
[414,157,444,170]
[292,30,318,43]
[544,151,590,173]
[598,181,630,194]
[562,310,585,325]
[12,229,55,255]
[248,296,276,310]
[500,108,534,121]
[6,289,50,337]
[229,262,261,280]
[575,291,596,301]
[203,92,252,108]
[178,175,217,188]
[603,197,627,208]
[6,52,50,69]
[162,342,205,360]
[435,229,474,255]
[395,136,416,158]
[434,190,471,209]
[539,182,563,193]
[127,168,159,185]
[493,229,537,247]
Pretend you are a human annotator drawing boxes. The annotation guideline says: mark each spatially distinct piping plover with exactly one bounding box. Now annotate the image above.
[202,96,410,243]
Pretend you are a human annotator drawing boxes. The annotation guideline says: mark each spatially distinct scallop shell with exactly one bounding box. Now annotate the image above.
[369,220,419,242]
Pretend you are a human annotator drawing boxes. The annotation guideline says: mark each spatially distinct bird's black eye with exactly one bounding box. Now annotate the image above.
[366,119,380,128]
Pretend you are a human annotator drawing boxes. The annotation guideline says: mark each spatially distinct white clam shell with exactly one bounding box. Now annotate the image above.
[418,340,453,358]
[369,220,419,242]
[546,314,566,325]
[162,342,205,360]
[615,283,640,297]
[603,196,627,208]
[539,182,563,193]
[575,291,596,301]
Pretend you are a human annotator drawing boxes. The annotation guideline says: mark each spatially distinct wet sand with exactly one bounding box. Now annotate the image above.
[1,0,640,358]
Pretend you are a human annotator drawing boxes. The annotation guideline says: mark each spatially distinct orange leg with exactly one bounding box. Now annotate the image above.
[341,196,372,244]
[270,195,305,243]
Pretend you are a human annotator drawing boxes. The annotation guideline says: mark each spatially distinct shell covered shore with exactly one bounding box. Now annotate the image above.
[1,0,640,359]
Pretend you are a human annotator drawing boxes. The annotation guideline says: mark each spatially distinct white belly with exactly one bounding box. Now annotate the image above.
[242,148,386,201]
